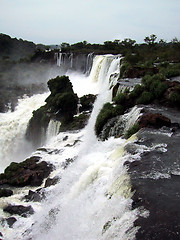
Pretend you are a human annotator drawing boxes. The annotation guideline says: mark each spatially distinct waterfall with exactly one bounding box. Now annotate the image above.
[0,93,49,172]
[46,119,61,143]
[57,52,62,67]
[0,55,140,240]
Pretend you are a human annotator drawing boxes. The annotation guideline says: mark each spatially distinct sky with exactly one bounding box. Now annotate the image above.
[0,0,179,45]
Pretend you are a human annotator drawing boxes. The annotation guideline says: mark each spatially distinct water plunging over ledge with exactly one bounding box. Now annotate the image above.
[0,55,141,240]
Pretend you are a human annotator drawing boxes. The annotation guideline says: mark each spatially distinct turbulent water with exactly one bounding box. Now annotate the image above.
[0,93,49,172]
[0,55,143,239]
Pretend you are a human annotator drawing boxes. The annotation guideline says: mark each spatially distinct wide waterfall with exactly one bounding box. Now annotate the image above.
[0,55,142,240]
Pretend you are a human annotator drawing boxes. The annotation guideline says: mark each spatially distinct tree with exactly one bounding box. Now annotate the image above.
[144,34,157,46]
[121,38,136,48]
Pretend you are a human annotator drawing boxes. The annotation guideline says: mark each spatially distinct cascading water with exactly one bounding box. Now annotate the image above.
[0,92,49,172]
[46,119,61,143]
[0,55,141,240]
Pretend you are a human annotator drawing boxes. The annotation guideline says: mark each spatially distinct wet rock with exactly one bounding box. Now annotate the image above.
[1,217,17,228]
[0,156,53,187]
[138,113,171,129]
[63,135,68,141]
[0,188,13,198]
[24,190,42,202]
[3,204,34,217]
[128,128,180,239]
[44,176,59,188]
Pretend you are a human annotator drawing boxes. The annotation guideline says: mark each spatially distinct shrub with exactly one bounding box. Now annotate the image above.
[154,82,168,98]
[129,84,144,98]
[47,75,73,95]
[95,103,114,136]
[113,92,126,105]
[169,91,180,105]
[136,91,153,104]
[95,102,125,136]
[49,92,78,113]
[125,123,140,139]
[120,62,131,78]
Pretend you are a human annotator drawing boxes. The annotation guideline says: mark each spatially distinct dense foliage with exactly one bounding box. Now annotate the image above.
[26,75,78,147]
[95,72,180,138]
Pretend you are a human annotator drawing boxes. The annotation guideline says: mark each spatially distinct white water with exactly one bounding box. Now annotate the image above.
[0,55,140,240]
[0,93,49,172]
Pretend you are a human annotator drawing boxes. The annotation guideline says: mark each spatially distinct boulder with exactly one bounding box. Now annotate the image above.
[24,190,42,202]
[1,217,17,228]
[44,176,59,188]
[138,113,171,129]
[0,188,13,198]
[0,156,53,187]
[3,204,34,217]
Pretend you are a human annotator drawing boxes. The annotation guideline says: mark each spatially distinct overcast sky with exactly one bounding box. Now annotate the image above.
[0,0,179,44]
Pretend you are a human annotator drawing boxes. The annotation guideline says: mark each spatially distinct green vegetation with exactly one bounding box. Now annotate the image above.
[26,75,78,147]
[95,69,180,138]
[95,102,124,136]
[125,123,140,139]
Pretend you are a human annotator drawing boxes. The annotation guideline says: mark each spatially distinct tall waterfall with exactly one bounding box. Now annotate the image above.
[0,55,140,240]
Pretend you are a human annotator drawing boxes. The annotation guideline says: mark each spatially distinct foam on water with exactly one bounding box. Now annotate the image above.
[0,55,141,240]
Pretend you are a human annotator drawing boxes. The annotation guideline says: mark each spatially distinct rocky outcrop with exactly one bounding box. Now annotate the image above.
[3,204,34,217]
[24,189,44,202]
[0,156,53,187]
[138,113,171,129]
[26,75,78,148]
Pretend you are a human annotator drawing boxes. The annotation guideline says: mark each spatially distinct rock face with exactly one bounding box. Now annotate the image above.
[0,156,53,187]
[3,204,34,217]
[138,113,171,129]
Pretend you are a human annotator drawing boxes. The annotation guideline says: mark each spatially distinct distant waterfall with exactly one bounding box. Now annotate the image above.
[55,52,94,74]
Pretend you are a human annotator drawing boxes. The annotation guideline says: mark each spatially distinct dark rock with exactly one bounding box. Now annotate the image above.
[24,190,42,202]
[0,156,53,187]
[128,128,180,239]
[0,232,3,237]
[63,136,68,141]
[44,176,59,188]
[1,217,17,228]
[138,113,171,129]
[0,188,13,198]
[3,204,34,217]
